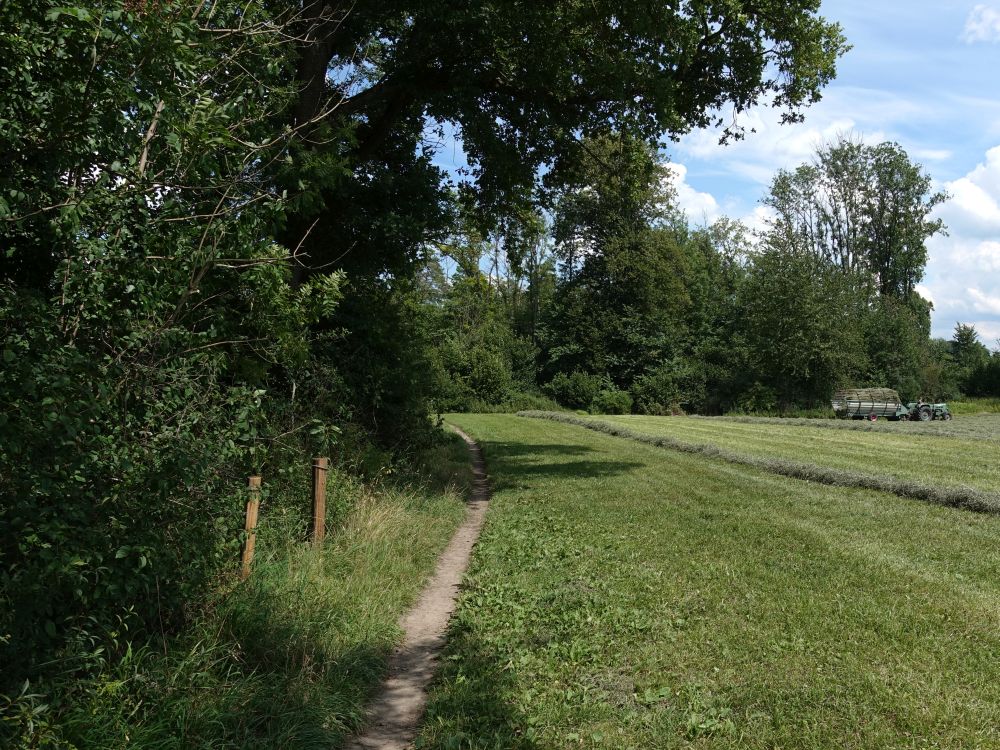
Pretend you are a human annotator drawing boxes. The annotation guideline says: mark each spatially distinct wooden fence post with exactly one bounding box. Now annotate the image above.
[240,476,261,579]
[312,457,329,546]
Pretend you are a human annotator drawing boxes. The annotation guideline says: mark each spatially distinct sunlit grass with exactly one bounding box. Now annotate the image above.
[950,397,1000,415]
[590,413,1000,495]
[419,414,1000,750]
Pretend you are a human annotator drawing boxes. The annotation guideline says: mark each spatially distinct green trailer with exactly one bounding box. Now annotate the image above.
[832,389,952,421]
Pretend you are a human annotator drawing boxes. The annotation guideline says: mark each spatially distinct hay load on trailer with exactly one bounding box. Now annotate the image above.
[832,388,904,420]
[831,389,953,421]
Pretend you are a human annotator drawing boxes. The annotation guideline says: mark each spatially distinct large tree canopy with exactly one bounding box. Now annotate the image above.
[292,1,847,211]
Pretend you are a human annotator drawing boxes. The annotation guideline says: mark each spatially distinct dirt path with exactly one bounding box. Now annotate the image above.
[344,426,490,750]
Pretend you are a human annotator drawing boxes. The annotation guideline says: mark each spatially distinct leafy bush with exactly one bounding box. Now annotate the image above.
[544,371,603,410]
[464,392,564,413]
[631,359,706,414]
[467,347,515,405]
[0,0,341,690]
[591,388,633,415]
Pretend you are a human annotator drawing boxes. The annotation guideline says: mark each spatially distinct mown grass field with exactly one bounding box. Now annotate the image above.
[591,414,1000,494]
[712,412,1000,443]
[419,414,1000,750]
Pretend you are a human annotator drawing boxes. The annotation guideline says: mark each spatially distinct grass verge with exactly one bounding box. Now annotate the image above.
[518,411,1000,513]
[418,414,1000,749]
[4,433,470,749]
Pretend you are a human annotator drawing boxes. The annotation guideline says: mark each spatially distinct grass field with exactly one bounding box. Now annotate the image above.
[585,414,1000,495]
[419,414,1000,749]
[710,413,1000,443]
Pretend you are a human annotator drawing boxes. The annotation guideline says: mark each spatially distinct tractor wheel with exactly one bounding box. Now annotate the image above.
[918,405,932,421]
[943,412,953,421]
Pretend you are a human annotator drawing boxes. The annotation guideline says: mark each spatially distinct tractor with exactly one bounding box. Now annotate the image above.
[899,400,952,421]
[832,388,952,421]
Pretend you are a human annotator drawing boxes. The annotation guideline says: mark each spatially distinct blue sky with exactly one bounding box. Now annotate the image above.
[432,1,1000,345]
[668,0,1000,344]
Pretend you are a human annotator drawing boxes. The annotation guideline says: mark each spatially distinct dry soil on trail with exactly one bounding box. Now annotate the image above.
[344,426,490,750]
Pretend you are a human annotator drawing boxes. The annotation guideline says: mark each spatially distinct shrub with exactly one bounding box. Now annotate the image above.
[632,359,707,414]
[591,388,633,415]
[544,371,603,410]
[464,391,564,413]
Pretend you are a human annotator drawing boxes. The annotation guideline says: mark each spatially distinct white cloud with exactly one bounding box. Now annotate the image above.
[674,87,926,187]
[912,148,953,162]
[921,146,1000,337]
[663,162,721,224]
[962,4,1000,44]
[915,283,935,305]
[742,205,777,236]
[969,287,1000,314]
[972,321,1000,347]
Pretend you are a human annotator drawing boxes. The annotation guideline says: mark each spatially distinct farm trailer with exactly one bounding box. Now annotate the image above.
[831,388,952,421]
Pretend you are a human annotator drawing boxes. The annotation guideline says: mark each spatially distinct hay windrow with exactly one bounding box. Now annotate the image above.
[517,411,1000,514]
[699,414,1000,442]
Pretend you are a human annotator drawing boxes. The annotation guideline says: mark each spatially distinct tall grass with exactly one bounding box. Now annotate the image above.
[949,397,1000,415]
[2,434,471,749]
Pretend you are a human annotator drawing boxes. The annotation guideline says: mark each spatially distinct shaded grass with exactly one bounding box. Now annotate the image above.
[6,433,471,749]
[519,411,1000,514]
[419,414,1000,749]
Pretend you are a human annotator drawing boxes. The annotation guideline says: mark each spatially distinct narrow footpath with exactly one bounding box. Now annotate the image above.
[345,426,490,750]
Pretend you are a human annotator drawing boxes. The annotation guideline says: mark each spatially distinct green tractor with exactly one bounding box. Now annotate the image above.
[899,400,952,422]
[832,389,952,421]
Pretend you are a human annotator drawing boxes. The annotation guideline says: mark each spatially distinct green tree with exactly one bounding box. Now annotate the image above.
[543,134,693,385]
[0,0,336,684]
[286,0,847,211]
[951,323,992,395]
[764,136,947,300]
[735,248,866,408]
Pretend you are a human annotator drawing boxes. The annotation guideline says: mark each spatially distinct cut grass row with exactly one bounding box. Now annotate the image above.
[610,414,1000,491]
[518,411,1000,512]
[710,412,1000,442]
[9,435,471,749]
[419,414,1000,749]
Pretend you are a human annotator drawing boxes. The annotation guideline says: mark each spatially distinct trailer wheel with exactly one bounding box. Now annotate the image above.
[868,413,878,421]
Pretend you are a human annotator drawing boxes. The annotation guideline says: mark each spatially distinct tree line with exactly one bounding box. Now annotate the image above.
[424,134,1000,416]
